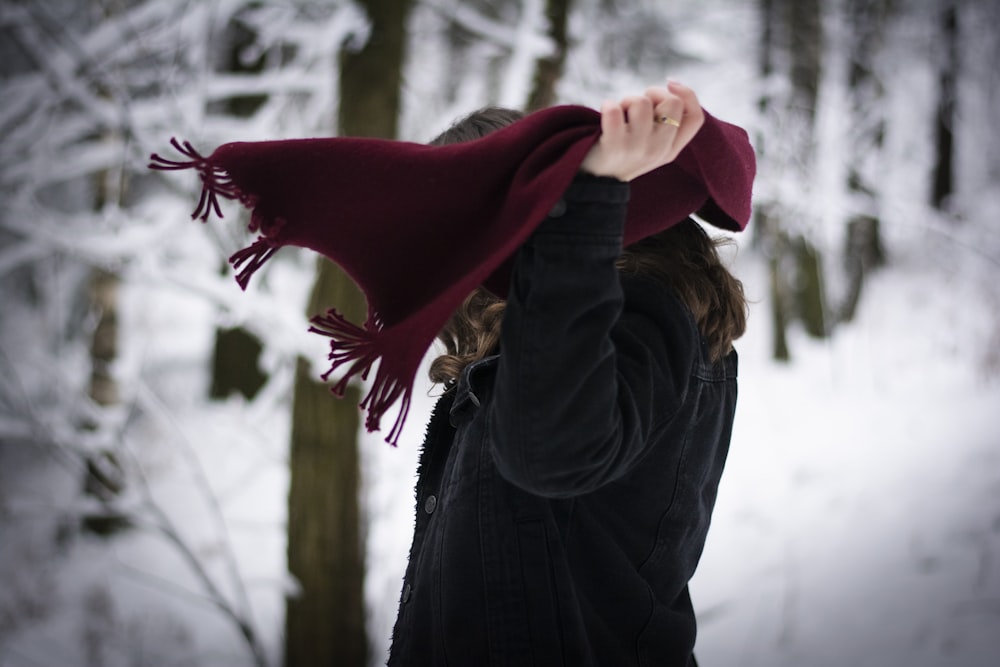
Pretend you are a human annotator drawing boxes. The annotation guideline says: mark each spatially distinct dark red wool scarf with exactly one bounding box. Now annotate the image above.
[149,104,755,444]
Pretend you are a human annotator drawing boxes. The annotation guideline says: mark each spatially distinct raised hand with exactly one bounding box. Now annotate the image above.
[579,80,705,182]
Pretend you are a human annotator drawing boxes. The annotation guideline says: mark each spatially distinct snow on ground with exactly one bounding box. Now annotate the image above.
[692,240,1000,667]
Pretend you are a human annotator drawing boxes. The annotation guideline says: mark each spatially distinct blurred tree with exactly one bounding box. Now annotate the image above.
[838,0,892,323]
[931,0,958,212]
[435,0,551,108]
[784,0,826,342]
[436,0,517,105]
[209,7,270,402]
[755,0,791,360]
[85,0,124,440]
[283,1,414,666]
[526,0,572,111]
[590,0,684,77]
[756,0,826,360]
[78,0,130,540]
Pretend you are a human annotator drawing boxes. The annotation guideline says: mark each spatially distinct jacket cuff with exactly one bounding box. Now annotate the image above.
[532,174,630,241]
[561,173,630,204]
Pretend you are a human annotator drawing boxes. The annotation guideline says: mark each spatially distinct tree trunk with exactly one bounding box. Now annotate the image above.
[794,236,826,338]
[839,214,885,323]
[761,206,791,362]
[839,0,892,323]
[83,19,125,509]
[756,0,783,355]
[525,0,572,111]
[208,12,270,402]
[337,0,414,139]
[931,0,958,211]
[284,1,414,665]
[209,326,267,400]
[755,0,775,154]
[87,1,126,409]
[758,0,827,359]
[783,0,827,340]
[782,0,822,123]
[285,366,365,667]
[88,268,120,407]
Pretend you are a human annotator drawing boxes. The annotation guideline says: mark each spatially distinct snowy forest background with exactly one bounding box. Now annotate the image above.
[1,0,999,666]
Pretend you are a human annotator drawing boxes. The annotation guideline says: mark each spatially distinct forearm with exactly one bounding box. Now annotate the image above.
[489,176,654,497]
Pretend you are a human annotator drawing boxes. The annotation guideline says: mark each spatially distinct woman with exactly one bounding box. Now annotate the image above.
[389,81,747,666]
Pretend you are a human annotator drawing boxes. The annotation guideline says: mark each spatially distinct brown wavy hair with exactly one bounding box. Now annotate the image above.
[426,108,747,385]
[617,219,747,363]
[429,288,507,385]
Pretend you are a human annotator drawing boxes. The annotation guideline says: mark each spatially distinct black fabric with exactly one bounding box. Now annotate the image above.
[388,175,736,667]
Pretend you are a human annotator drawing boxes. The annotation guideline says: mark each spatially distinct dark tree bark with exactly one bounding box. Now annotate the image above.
[757,0,775,121]
[337,0,414,140]
[761,207,791,362]
[931,0,958,211]
[757,0,788,360]
[88,268,120,407]
[783,0,822,123]
[284,1,414,666]
[839,0,892,323]
[525,0,573,111]
[781,0,826,340]
[794,236,826,338]
[840,214,885,323]
[209,327,267,400]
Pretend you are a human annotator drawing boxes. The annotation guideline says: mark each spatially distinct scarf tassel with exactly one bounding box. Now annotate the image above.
[229,236,280,290]
[149,137,239,222]
[309,308,412,445]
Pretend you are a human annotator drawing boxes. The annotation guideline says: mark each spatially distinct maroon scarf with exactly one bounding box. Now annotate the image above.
[149,104,755,443]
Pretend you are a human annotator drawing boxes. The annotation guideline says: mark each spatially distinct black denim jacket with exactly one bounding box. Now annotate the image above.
[388,176,738,666]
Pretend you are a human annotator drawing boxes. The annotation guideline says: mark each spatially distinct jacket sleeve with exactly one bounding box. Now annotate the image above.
[489,175,700,498]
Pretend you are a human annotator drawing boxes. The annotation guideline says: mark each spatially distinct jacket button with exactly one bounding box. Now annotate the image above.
[424,494,437,515]
[401,582,412,604]
[548,199,567,217]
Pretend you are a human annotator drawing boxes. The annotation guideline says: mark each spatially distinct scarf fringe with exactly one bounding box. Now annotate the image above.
[309,308,412,445]
[229,236,280,290]
[149,138,239,222]
[151,138,282,289]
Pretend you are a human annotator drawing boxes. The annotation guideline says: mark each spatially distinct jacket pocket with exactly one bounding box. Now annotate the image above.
[516,518,565,667]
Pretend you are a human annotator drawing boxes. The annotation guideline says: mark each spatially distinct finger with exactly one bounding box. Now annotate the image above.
[651,101,684,129]
[667,80,703,122]
[644,85,684,132]
[644,85,669,103]
[620,95,653,128]
[666,80,705,147]
[644,85,681,111]
[600,99,625,137]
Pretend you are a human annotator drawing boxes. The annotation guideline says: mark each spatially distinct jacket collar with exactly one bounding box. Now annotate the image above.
[449,354,499,426]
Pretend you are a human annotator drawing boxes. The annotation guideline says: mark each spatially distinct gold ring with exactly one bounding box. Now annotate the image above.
[655,115,681,127]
